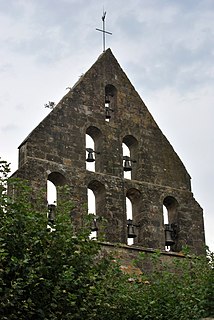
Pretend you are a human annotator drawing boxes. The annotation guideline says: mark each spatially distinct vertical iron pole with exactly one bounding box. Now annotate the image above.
[103,16,105,52]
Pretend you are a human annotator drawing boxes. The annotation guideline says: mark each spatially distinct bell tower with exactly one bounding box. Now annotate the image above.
[12,49,205,255]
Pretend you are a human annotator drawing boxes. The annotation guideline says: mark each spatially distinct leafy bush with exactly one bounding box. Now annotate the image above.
[0,159,213,319]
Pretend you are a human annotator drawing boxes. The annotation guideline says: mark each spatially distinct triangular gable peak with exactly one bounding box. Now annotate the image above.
[18,48,189,188]
[62,48,153,124]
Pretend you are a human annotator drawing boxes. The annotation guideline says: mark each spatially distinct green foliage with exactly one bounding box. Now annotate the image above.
[0,159,213,319]
[132,251,214,320]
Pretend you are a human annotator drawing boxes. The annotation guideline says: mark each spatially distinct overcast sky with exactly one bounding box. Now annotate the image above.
[0,0,213,251]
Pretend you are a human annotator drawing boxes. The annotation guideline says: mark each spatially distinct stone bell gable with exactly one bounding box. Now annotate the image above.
[13,48,205,255]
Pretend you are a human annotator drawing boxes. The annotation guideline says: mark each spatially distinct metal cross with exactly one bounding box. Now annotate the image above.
[96,11,112,52]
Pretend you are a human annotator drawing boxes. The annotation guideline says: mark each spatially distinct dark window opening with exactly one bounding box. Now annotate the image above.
[105,84,117,122]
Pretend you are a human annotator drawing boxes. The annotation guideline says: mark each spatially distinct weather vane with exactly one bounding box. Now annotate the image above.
[96,11,112,52]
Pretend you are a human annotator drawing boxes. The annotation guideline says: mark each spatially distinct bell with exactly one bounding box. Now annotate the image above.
[48,204,56,224]
[165,224,175,246]
[105,107,111,119]
[86,148,95,162]
[105,95,110,104]
[123,157,132,171]
[127,219,137,238]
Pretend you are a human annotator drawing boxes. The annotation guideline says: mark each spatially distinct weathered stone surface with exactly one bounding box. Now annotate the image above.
[12,48,205,255]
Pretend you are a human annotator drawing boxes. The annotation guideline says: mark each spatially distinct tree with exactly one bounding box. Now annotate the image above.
[0,159,213,320]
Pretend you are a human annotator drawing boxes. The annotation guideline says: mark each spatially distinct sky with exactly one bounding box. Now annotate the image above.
[0,0,213,251]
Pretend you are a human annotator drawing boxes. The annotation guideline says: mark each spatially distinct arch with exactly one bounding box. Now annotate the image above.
[126,197,134,245]
[122,143,131,180]
[86,126,102,172]
[88,180,106,239]
[127,187,141,201]
[105,84,117,122]
[163,196,179,223]
[163,205,169,224]
[122,135,138,179]
[86,126,102,142]
[126,188,141,244]
[48,172,66,186]
[123,135,138,149]
[47,171,67,205]
[47,180,57,205]
[47,172,66,232]
[87,188,97,239]
[88,180,106,201]
[163,196,179,251]
[86,134,95,172]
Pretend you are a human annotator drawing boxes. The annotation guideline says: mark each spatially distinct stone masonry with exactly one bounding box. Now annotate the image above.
[12,48,205,255]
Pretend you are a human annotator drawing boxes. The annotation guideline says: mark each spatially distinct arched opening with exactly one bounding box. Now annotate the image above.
[123,143,131,179]
[86,126,102,172]
[126,188,141,245]
[163,204,170,251]
[105,84,117,122]
[47,181,57,232]
[48,172,67,186]
[87,188,97,239]
[122,135,138,180]
[47,172,66,232]
[126,197,134,245]
[88,180,106,240]
[163,204,169,224]
[47,180,57,205]
[163,196,179,224]
[163,196,179,251]
[47,171,67,205]
[86,134,95,172]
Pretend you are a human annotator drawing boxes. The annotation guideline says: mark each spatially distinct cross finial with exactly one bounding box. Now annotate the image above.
[96,11,112,52]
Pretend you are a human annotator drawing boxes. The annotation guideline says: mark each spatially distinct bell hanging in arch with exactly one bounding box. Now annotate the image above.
[86,148,95,162]
[105,107,111,119]
[123,156,132,172]
[48,204,56,225]
[164,224,175,246]
[127,219,137,238]
[105,95,110,104]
